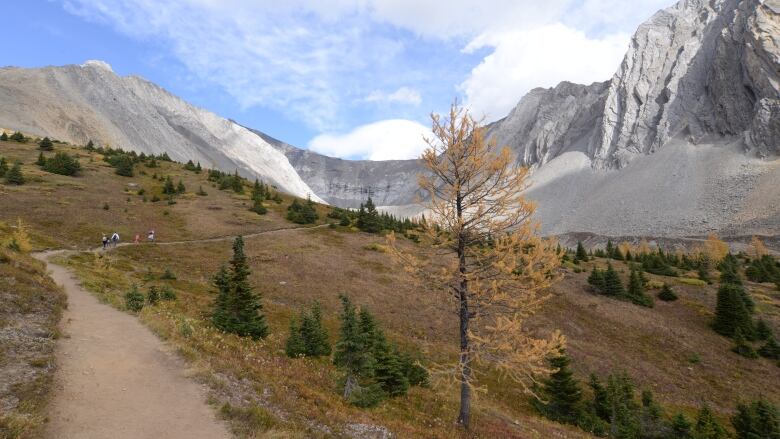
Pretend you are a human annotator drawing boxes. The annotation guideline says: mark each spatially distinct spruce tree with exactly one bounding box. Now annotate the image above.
[755,319,773,341]
[758,335,780,360]
[333,295,373,397]
[176,179,186,194]
[163,176,176,195]
[588,267,606,293]
[670,413,693,439]
[357,197,381,233]
[576,241,588,262]
[605,372,641,439]
[114,155,134,176]
[231,170,244,193]
[0,157,7,178]
[249,197,267,215]
[371,330,409,397]
[300,301,331,357]
[211,237,268,339]
[589,374,611,422]
[0,132,7,141]
[85,140,94,150]
[38,137,53,151]
[36,151,46,166]
[10,131,25,142]
[603,263,625,297]
[732,399,780,439]
[285,317,306,357]
[534,350,582,424]
[694,404,727,439]
[4,162,24,185]
[731,327,758,358]
[713,283,753,338]
[211,265,232,331]
[658,284,679,301]
[627,268,653,307]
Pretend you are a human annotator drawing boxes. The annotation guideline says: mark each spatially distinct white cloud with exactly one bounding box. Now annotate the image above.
[460,24,630,122]
[308,119,432,160]
[364,86,422,105]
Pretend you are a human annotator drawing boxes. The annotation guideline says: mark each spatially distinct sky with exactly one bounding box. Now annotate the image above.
[1,0,673,160]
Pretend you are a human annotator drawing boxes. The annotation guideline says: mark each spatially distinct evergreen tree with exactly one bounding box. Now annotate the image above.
[195,162,202,173]
[534,350,582,425]
[249,197,267,215]
[758,335,780,360]
[231,170,244,193]
[36,151,46,166]
[399,352,429,387]
[42,151,80,176]
[357,197,382,233]
[286,197,318,224]
[85,140,94,150]
[606,240,615,258]
[163,176,176,195]
[0,157,7,178]
[627,268,653,307]
[4,162,24,185]
[210,265,232,331]
[693,404,727,439]
[285,317,306,357]
[300,301,331,357]
[658,284,679,301]
[670,413,693,439]
[589,374,611,422]
[755,319,773,341]
[713,283,754,338]
[588,267,606,293]
[575,241,588,262]
[333,295,373,398]
[251,179,265,201]
[196,185,208,196]
[113,155,134,176]
[603,263,625,297]
[211,237,268,339]
[0,132,7,141]
[371,330,409,396]
[10,131,25,142]
[698,258,712,284]
[38,137,53,150]
[732,399,780,439]
[176,179,186,194]
[605,372,641,439]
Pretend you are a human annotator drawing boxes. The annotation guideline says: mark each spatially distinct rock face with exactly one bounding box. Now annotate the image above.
[0,61,322,201]
[246,129,423,207]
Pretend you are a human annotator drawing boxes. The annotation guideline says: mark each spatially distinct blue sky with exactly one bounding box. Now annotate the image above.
[1,0,672,160]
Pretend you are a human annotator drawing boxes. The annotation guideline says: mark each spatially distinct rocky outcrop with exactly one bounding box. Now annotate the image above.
[0,61,322,201]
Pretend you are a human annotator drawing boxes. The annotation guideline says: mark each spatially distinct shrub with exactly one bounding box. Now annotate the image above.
[348,383,385,408]
[147,286,160,305]
[124,285,145,312]
[4,162,25,185]
[42,151,81,176]
[160,285,177,301]
[658,284,678,301]
[287,198,318,224]
[678,277,707,287]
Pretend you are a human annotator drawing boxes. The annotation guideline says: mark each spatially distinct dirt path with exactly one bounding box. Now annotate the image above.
[35,250,232,439]
[33,224,327,438]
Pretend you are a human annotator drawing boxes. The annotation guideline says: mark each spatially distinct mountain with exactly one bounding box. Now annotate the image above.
[0,61,323,202]
[0,0,777,237]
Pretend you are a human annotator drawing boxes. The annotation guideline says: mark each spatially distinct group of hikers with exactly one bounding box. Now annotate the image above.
[101,230,155,249]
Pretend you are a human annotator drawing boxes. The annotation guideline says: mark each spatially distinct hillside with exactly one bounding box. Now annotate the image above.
[2,136,779,438]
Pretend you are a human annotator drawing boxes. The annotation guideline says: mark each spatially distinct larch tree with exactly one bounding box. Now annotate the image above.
[388,103,563,429]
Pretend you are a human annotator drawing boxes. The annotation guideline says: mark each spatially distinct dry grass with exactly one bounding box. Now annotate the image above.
[4,139,780,438]
[0,242,67,439]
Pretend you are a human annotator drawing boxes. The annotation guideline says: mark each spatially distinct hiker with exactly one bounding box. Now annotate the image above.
[111,232,120,248]
[134,233,140,244]
[147,230,155,242]
[102,234,109,249]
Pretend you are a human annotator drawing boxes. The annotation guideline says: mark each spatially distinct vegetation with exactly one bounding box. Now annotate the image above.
[211,236,269,339]
[38,137,53,151]
[285,301,330,358]
[4,162,25,185]
[39,151,81,176]
[286,197,318,224]
[389,103,562,429]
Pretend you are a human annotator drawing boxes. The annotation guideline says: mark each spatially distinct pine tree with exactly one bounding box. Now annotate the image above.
[658,284,679,301]
[333,295,373,398]
[588,267,606,293]
[758,335,780,360]
[732,399,780,439]
[163,176,176,194]
[713,283,754,338]
[603,263,625,297]
[534,350,582,424]
[371,330,409,397]
[694,404,727,439]
[627,268,653,307]
[211,237,268,339]
[4,162,24,185]
[300,301,330,357]
[285,317,306,357]
[575,241,588,262]
[176,179,186,194]
[670,413,693,439]
[38,137,54,151]
[589,374,611,422]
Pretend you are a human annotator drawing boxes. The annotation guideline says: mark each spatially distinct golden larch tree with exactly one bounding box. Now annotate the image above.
[750,236,768,259]
[388,103,563,429]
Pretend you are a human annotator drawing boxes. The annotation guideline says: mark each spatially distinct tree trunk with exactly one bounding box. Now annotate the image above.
[456,192,471,429]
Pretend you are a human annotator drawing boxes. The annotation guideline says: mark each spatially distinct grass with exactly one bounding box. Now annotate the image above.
[677,277,708,287]
[0,244,67,439]
[3,138,780,438]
